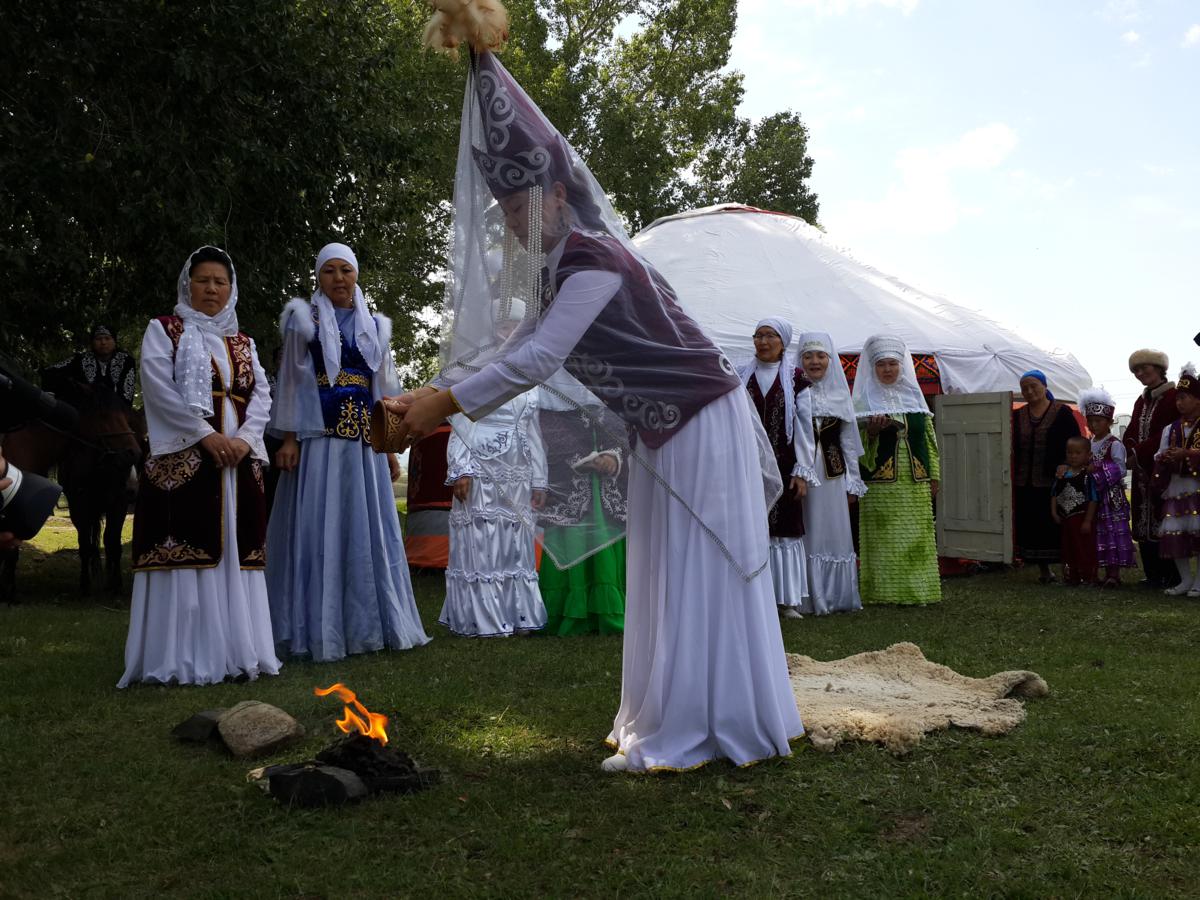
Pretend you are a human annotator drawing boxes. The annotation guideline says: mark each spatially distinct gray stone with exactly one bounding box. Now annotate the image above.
[171,708,227,744]
[216,700,305,758]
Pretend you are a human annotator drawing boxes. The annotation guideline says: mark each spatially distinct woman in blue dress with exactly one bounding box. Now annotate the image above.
[266,242,430,661]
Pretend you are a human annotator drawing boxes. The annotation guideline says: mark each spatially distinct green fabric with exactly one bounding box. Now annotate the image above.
[858,426,942,606]
[860,413,937,482]
[540,539,626,635]
[539,471,626,635]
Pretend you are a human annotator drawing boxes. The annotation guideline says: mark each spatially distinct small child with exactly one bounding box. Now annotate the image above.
[1080,387,1136,586]
[1051,435,1099,586]
[1153,365,1200,597]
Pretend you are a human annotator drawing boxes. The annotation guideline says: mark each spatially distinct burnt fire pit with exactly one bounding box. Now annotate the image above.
[265,683,440,809]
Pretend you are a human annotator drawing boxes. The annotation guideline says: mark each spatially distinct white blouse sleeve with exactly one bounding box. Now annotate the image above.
[789,388,821,485]
[1108,439,1127,470]
[841,420,869,497]
[235,339,271,462]
[268,306,325,440]
[140,320,215,457]
[445,415,475,483]
[525,395,548,490]
[448,270,622,419]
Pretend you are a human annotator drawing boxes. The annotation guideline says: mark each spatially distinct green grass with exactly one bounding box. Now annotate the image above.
[3,522,1200,897]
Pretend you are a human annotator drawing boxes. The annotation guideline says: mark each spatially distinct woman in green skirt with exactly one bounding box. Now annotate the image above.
[852,335,941,605]
[537,373,626,634]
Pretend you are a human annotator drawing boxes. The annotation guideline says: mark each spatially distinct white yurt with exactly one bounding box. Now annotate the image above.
[632,204,1092,400]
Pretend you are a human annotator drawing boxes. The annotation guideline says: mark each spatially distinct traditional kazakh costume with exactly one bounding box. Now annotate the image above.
[441,302,548,637]
[266,243,430,662]
[421,25,801,771]
[119,247,279,687]
[1153,366,1200,595]
[1080,387,1136,577]
[537,368,627,635]
[1125,349,1180,587]
[43,323,138,407]
[853,335,941,606]
[797,331,865,614]
[737,318,819,612]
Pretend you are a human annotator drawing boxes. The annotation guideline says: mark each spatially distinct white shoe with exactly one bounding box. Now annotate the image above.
[1188,589,1200,599]
[1164,584,1191,596]
[779,607,803,620]
[601,753,630,773]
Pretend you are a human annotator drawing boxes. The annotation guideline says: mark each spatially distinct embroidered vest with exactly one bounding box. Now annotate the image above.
[309,308,374,444]
[815,416,847,480]
[131,316,266,571]
[552,232,740,450]
[746,367,809,538]
[859,413,933,483]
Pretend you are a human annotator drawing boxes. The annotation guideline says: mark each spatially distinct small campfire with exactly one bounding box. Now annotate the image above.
[264,683,439,808]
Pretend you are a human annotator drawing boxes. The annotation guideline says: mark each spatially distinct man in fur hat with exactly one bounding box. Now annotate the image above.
[1124,348,1180,588]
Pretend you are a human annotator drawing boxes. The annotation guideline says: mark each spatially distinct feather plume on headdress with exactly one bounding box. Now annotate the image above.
[422,0,510,57]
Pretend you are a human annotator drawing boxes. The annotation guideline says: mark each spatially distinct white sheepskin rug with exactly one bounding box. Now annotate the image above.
[787,642,1049,755]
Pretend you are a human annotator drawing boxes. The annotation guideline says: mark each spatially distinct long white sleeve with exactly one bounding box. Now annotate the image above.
[235,339,272,463]
[449,270,622,419]
[140,320,214,457]
[840,419,869,496]
[445,415,476,482]
[789,388,820,485]
[268,306,325,440]
[1108,438,1127,470]
[525,395,548,490]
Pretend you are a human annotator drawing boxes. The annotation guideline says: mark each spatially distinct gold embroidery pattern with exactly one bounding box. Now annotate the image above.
[911,454,929,481]
[316,371,371,388]
[876,457,896,481]
[243,548,266,564]
[135,535,212,568]
[251,459,265,490]
[325,397,372,442]
[144,448,203,491]
[229,335,255,393]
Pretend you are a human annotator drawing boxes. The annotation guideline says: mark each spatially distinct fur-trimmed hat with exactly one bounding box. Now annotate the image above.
[1178,364,1200,400]
[1129,348,1169,373]
[1079,386,1116,420]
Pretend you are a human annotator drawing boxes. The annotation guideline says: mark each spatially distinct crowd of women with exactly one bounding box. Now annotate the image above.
[1013,352,1200,594]
[105,6,1200,773]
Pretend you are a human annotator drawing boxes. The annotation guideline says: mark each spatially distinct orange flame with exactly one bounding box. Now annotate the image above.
[314,683,389,745]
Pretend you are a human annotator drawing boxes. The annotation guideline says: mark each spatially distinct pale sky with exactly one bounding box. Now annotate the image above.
[726,0,1198,409]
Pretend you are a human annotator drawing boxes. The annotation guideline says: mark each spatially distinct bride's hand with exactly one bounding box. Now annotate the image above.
[395,390,458,449]
[382,386,438,418]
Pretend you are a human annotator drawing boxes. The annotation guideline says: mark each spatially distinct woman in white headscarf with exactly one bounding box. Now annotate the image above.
[440,300,548,637]
[266,242,430,662]
[797,332,865,614]
[738,318,820,618]
[119,246,280,687]
[852,334,941,605]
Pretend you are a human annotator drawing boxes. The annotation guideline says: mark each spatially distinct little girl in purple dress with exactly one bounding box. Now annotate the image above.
[1081,387,1136,587]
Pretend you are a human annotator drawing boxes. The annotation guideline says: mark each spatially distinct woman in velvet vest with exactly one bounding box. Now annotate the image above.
[853,335,941,606]
[119,246,280,687]
[266,243,430,662]
[738,317,820,618]
[1124,348,1179,588]
[1011,369,1081,583]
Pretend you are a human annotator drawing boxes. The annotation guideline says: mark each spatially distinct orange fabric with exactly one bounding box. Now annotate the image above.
[404,535,449,568]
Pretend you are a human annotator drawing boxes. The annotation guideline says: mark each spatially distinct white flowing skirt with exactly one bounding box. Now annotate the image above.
[441,470,546,638]
[800,474,862,615]
[606,389,804,771]
[119,465,281,688]
[768,537,809,608]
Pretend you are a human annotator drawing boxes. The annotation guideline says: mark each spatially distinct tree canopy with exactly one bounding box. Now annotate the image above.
[0,0,819,377]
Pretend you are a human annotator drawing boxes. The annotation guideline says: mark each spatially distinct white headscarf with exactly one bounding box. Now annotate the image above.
[172,246,240,418]
[313,242,383,380]
[799,331,865,466]
[852,334,930,419]
[737,317,800,441]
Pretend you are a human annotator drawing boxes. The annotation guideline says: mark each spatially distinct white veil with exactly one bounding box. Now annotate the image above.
[852,335,930,419]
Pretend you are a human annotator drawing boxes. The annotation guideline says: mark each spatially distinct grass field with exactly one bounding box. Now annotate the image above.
[2,519,1199,898]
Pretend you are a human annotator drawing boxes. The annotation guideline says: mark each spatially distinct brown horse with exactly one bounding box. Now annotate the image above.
[1,381,144,602]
